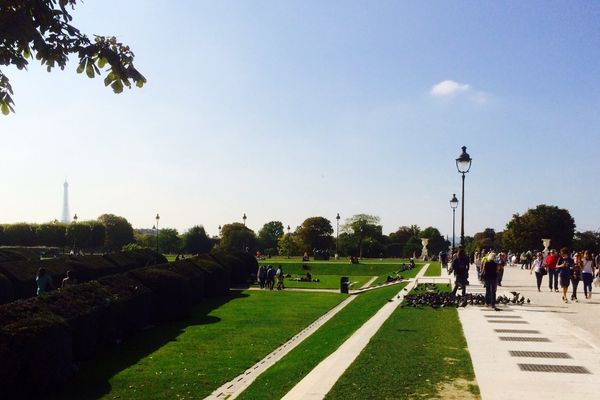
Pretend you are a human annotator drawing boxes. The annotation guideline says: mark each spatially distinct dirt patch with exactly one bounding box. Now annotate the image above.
[435,378,480,400]
[443,357,459,365]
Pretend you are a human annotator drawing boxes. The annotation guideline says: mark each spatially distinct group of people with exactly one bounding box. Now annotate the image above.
[35,268,77,295]
[257,265,285,290]
[447,246,600,308]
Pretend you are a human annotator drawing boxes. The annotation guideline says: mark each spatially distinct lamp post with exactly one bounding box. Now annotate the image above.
[155,213,160,253]
[242,213,247,226]
[449,194,458,250]
[335,213,340,259]
[218,225,222,237]
[455,146,472,247]
[72,213,78,253]
[286,225,291,259]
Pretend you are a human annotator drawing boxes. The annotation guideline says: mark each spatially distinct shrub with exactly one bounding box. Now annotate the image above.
[0,272,15,304]
[35,282,117,360]
[0,248,28,263]
[0,299,74,398]
[104,252,142,270]
[155,260,205,302]
[66,255,123,281]
[0,258,72,299]
[127,267,192,323]
[187,255,230,296]
[96,274,152,337]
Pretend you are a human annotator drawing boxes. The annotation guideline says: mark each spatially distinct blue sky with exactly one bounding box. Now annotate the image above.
[3,0,600,237]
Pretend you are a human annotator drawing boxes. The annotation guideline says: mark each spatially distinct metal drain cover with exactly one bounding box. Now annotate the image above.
[499,336,550,342]
[510,351,571,359]
[518,364,590,374]
[495,329,540,334]
[487,320,529,324]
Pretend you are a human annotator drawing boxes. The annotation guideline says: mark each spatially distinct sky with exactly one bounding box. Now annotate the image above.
[2,0,600,238]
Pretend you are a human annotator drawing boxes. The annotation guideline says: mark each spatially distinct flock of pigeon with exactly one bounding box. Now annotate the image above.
[400,283,531,308]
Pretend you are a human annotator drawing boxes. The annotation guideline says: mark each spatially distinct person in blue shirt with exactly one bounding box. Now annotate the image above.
[36,267,54,295]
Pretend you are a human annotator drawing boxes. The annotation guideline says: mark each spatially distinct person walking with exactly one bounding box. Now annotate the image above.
[482,252,499,310]
[545,249,559,292]
[496,252,507,286]
[570,252,582,302]
[258,266,267,289]
[581,250,596,300]
[556,247,573,303]
[530,252,546,292]
[275,265,284,290]
[449,247,470,303]
[61,270,77,288]
[266,265,275,290]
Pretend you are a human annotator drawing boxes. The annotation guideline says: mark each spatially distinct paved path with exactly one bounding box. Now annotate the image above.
[458,265,600,400]
[281,264,430,400]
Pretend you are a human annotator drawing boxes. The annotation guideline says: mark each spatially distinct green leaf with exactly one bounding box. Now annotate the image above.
[86,62,95,78]
[98,57,107,68]
[136,79,144,88]
[1,102,9,116]
[76,61,85,74]
[111,80,124,94]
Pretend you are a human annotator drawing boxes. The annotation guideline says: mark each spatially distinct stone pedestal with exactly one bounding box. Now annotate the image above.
[421,238,429,260]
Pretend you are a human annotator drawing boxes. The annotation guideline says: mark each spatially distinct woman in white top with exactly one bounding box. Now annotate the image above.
[581,250,596,299]
[530,252,545,292]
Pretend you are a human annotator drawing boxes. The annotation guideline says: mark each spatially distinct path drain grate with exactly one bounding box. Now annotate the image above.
[518,364,590,374]
[510,351,571,359]
[499,336,550,342]
[485,315,522,318]
[487,320,528,324]
[495,329,540,334]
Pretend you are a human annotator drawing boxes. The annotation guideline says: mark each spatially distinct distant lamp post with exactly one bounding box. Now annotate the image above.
[72,213,78,253]
[335,213,340,259]
[218,225,222,237]
[286,225,291,259]
[449,194,459,250]
[242,213,247,226]
[73,213,78,223]
[455,146,472,247]
[155,213,160,253]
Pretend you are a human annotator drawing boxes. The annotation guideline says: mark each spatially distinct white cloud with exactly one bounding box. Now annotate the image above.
[430,80,471,97]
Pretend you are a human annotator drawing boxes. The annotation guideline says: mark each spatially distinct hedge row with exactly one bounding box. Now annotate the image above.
[0,251,256,399]
[0,249,166,305]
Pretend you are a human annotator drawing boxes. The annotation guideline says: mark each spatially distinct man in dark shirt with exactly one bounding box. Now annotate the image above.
[450,247,470,302]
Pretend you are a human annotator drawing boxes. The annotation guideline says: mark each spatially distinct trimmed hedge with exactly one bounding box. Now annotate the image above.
[0,258,72,299]
[0,272,15,304]
[0,299,74,399]
[0,248,27,263]
[66,255,124,281]
[188,255,230,296]
[156,260,206,302]
[210,250,257,285]
[127,267,192,323]
[0,247,40,260]
[96,274,152,338]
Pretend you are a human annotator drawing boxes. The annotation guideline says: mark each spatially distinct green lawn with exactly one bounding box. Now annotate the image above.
[424,261,442,276]
[325,285,479,400]
[259,260,427,277]
[53,290,345,400]
[238,283,408,400]
[282,274,373,289]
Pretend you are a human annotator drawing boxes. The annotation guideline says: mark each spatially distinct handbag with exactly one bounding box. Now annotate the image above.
[541,266,547,276]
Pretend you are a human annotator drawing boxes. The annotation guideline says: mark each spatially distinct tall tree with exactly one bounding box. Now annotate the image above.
[573,230,600,253]
[158,228,182,254]
[419,227,450,256]
[182,225,213,254]
[0,0,145,114]
[277,233,304,258]
[257,221,284,253]
[36,223,66,247]
[502,204,575,252]
[342,214,382,257]
[298,217,333,252]
[97,214,134,252]
[473,228,497,251]
[219,223,256,253]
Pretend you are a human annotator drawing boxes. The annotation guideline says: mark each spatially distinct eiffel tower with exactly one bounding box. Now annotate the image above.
[61,180,70,223]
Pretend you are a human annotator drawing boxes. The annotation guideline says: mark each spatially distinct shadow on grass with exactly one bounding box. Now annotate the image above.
[51,291,249,400]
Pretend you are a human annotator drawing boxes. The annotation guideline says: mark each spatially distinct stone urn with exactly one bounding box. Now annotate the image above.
[542,239,551,255]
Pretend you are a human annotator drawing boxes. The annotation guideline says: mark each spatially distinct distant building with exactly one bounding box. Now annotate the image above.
[61,180,70,223]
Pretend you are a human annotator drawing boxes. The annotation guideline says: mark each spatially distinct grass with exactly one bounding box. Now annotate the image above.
[424,261,442,277]
[238,283,408,400]
[325,284,479,400]
[260,260,426,277]
[53,290,345,400]
[282,274,373,289]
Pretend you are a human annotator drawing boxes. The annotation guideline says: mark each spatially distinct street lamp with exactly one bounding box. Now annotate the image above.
[455,146,472,247]
[218,225,222,237]
[72,213,78,253]
[336,213,340,259]
[155,213,160,253]
[286,225,291,259]
[449,194,458,249]
[242,213,247,226]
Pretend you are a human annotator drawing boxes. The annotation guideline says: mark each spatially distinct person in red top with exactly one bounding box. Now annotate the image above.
[545,249,559,292]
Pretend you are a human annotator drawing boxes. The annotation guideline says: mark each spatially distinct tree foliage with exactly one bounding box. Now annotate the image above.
[0,0,146,114]
[277,233,304,257]
[97,214,134,252]
[341,214,382,257]
[257,221,284,253]
[182,225,213,254]
[502,204,575,252]
[573,230,600,253]
[419,227,450,256]
[298,217,333,251]
[219,223,256,252]
[472,228,498,251]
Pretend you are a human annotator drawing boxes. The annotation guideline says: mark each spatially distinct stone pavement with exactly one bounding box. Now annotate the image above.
[457,264,600,400]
